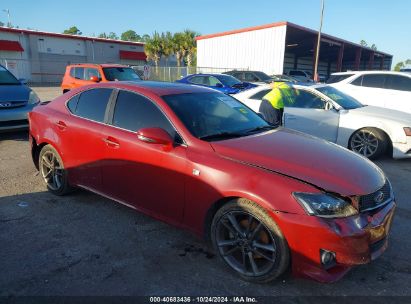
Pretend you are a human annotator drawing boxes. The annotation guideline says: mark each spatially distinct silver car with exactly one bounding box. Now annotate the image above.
[0,65,40,132]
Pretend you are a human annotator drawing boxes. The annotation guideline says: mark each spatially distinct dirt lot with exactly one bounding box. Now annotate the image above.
[0,87,410,298]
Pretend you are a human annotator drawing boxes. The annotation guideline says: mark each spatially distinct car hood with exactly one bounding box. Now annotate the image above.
[211,128,385,196]
[348,105,411,125]
[0,84,31,101]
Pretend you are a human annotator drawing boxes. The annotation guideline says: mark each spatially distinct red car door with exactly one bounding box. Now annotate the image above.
[64,88,113,192]
[101,90,187,224]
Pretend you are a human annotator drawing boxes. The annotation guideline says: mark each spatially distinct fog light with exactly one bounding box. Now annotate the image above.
[320,249,336,269]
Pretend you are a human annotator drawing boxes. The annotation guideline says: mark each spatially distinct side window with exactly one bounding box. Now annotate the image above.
[233,72,244,80]
[69,67,76,78]
[67,94,80,113]
[188,76,205,85]
[209,76,222,86]
[385,75,411,92]
[285,89,325,109]
[250,89,271,100]
[112,90,177,140]
[85,68,100,80]
[361,74,386,88]
[351,75,363,86]
[74,67,85,80]
[75,88,112,122]
[245,73,259,82]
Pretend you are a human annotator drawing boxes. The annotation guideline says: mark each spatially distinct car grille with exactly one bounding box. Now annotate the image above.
[0,119,28,128]
[0,101,27,109]
[359,181,392,212]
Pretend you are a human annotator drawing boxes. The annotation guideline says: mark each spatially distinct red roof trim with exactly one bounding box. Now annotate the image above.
[119,50,147,61]
[0,26,144,46]
[195,21,287,41]
[0,39,24,51]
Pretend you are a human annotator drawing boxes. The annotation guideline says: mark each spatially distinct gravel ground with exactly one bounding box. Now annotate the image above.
[0,87,410,299]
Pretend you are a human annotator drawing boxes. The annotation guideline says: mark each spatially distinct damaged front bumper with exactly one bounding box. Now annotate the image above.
[274,199,396,282]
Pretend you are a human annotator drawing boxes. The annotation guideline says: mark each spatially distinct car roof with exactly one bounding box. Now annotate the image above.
[331,71,410,76]
[68,63,129,68]
[84,81,216,96]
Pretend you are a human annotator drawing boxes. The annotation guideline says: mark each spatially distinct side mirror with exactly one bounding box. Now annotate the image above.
[215,83,223,88]
[89,76,100,82]
[136,127,173,151]
[19,78,28,85]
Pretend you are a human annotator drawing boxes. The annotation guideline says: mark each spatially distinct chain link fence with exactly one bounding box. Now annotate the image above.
[0,57,250,85]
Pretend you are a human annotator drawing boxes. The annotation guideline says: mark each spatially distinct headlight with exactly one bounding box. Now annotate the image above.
[293,192,358,218]
[28,90,40,104]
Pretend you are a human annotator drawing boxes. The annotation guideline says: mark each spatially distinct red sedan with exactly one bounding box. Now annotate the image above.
[29,82,396,283]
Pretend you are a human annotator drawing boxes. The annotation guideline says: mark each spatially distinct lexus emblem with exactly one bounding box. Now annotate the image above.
[0,102,12,107]
[374,191,385,204]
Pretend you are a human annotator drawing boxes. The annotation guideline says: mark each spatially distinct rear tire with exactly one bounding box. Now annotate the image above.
[349,128,388,160]
[211,198,290,283]
[39,145,72,195]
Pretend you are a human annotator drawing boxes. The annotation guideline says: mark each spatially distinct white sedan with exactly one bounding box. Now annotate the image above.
[233,84,411,159]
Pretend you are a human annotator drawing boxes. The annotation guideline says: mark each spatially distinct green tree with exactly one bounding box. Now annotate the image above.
[121,30,141,42]
[97,32,108,38]
[371,44,377,51]
[360,40,368,47]
[172,32,185,67]
[63,26,82,35]
[160,32,174,66]
[107,32,119,40]
[182,29,199,67]
[145,32,162,70]
[394,62,404,71]
[0,21,4,27]
[141,34,150,42]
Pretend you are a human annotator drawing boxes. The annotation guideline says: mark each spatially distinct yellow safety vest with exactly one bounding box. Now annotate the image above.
[262,82,294,110]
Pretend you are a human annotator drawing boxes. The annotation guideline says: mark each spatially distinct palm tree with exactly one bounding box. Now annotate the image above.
[172,32,185,67]
[182,29,199,67]
[144,32,162,71]
[160,32,174,67]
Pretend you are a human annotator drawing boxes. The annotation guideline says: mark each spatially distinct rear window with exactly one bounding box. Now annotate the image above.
[250,89,271,100]
[384,75,411,92]
[326,74,354,84]
[103,67,141,81]
[73,67,85,80]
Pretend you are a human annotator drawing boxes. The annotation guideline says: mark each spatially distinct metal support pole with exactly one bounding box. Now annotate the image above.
[313,0,325,81]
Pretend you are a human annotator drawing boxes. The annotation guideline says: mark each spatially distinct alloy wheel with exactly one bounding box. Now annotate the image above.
[350,129,379,157]
[215,211,277,277]
[40,150,64,191]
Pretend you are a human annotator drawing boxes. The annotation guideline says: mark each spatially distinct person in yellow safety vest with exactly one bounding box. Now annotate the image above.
[259,82,297,126]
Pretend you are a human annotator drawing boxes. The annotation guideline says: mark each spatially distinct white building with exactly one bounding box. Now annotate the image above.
[0,27,146,82]
[196,21,393,77]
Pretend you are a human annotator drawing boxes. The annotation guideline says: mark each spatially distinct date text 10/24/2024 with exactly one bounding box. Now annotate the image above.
[149,297,258,303]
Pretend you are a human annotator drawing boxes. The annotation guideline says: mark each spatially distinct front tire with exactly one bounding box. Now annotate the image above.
[39,145,72,195]
[211,198,290,283]
[349,128,388,160]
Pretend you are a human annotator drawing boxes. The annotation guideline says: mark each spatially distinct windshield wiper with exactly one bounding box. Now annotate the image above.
[199,131,245,141]
[243,125,277,134]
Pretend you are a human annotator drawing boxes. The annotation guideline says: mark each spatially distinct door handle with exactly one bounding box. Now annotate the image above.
[103,137,120,148]
[55,120,67,130]
[286,115,297,120]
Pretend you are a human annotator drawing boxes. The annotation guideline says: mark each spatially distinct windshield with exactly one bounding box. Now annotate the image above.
[326,74,354,84]
[216,75,242,87]
[272,74,297,82]
[316,86,363,109]
[163,92,273,141]
[0,66,20,85]
[103,67,141,81]
[253,71,272,81]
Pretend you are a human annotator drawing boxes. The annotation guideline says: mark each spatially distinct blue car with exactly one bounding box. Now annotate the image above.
[0,64,40,132]
[176,73,256,94]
